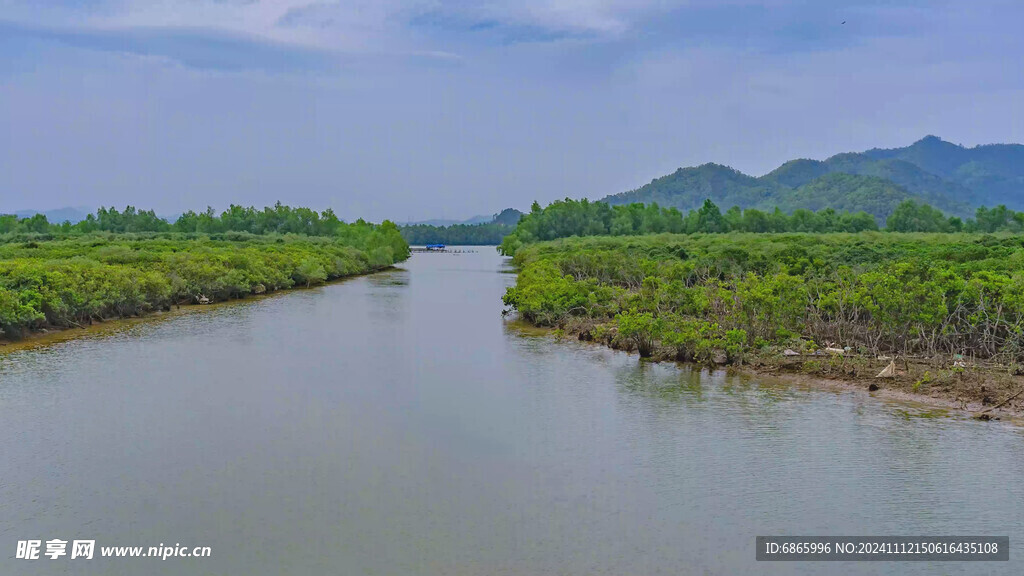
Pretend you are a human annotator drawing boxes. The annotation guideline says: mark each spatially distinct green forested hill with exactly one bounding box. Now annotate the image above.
[773,174,926,217]
[769,153,972,208]
[603,136,1022,218]
[602,163,787,211]
[760,158,830,188]
[864,135,1024,207]
[606,167,962,220]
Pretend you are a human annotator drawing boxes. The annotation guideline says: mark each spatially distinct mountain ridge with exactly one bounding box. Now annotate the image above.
[602,136,1023,219]
[5,206,92,223]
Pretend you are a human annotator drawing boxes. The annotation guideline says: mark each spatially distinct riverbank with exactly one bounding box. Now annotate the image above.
[0,230,409,339]
[0,265,399,351]
[539,318,1024,421]
[501,233,1024,422]
[741,354,1024,421]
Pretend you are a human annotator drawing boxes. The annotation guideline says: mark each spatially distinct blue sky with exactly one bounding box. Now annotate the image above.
[1,0,1022,221]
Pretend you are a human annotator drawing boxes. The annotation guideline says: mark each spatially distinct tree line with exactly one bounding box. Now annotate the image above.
[0,203,378,238]
[499,198,1024,255]
[400,222,514,246]
[399,208,523,246]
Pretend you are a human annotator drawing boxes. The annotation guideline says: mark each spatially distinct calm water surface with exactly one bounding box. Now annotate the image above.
[2,250,1023,575]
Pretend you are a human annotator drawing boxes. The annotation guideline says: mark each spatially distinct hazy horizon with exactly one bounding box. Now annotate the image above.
[2,1,1022,222]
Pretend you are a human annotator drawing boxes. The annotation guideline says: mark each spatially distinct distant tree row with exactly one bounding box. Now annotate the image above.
[499,198,1024,255]
[399,208,523,246]
[400,222,513,246]
[500,199,877,255]
[0,203,391,239]
[884,201,1024,233]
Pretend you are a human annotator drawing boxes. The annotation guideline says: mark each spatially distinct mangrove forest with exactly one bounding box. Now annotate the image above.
[503,232,1024,367]
[0,204,409,338]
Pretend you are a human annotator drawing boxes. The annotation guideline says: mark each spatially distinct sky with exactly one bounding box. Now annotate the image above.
[1,1,1022,222]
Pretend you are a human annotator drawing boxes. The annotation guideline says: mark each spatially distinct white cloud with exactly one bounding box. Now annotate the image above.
[461,0,676,35]
[2,0,699,50]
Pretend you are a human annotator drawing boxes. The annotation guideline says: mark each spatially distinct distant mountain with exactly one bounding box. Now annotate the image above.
[775,173,944,218]
[606,163,788,211]
[760,158,831,188]
[602,162,950,220]
[399,208,523,245]
[863,135,1024,207]
[403,208,522,227]
[763,153,972,215]
[491,208,524,226]
[461,214,493,225]
[404,219,453,226]
[403,214,489,226]
[603,136,1023,219]
[7,206,91,223]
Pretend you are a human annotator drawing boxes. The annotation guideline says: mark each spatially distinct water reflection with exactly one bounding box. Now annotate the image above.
[365,268,410,323]
[614,362,707,404]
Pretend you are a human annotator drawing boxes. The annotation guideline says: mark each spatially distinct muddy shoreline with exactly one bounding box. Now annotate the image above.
[743,368,1024,424]
[512,319,1024,423]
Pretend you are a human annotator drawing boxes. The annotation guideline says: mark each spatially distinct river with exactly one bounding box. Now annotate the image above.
[1,249,1022,575]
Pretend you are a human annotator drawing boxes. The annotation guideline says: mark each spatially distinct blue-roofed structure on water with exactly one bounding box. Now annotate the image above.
[410,245,477,253]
